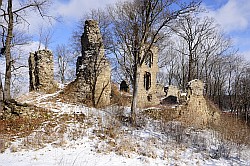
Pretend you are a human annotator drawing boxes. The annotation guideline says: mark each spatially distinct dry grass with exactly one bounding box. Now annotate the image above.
[0,106,51,152]
[142,106,180,123]
[141,101,250,146]
[211,114,250,146]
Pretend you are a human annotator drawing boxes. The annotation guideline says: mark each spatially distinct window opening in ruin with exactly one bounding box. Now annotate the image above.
[145,50,153,68]
[120,80,129,92]
[147,94,152,102]
[144,72,151,91]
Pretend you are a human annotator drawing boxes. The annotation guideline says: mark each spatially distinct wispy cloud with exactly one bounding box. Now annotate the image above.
[203,0,250,62]
[205,0,250,32]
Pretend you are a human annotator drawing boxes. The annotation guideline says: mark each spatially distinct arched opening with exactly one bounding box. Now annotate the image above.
[120,80,129,92]
[144,72,151,91]
[145,50,153,68]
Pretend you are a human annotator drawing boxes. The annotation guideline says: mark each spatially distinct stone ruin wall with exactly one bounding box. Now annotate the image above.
[166,85,180,98]
[29,49,57,93]
[95,61,111,106]
[181,79,220,127]
[79,20,111,106]
[187,79,204,98]
[62,20,111,107]
[137,46,160,108]
[155,83,165,98]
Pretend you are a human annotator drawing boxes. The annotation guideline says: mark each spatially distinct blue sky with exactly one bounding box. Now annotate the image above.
[202,0,250,61]
[24,0,250,61]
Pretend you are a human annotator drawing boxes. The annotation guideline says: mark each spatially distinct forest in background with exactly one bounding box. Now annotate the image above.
[0,0,249,124]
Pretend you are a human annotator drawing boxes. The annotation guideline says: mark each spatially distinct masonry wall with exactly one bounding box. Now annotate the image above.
[29,49,57,93]
[137,46,160,108]
[95,60,111,106]
[62,20,111,107]
[179,79,220,127]
[166,85,180,98]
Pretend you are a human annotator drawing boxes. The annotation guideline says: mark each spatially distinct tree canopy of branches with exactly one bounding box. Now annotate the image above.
[158,13,250,123]
[107,0,200,124]
[0,0,52,101]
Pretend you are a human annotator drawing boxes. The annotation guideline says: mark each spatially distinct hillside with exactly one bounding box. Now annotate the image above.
[0,91,249,166]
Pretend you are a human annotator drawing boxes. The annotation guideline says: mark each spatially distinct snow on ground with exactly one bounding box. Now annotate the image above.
[1,92,250,166]
[1,138,160,166]
[1,132,248,166]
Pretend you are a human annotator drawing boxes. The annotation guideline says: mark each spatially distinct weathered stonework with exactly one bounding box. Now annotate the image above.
[156,83,165,98]
[137,46,160,108]
[166,85,180,98]
[179,79,220,127]
[29,49,57,93]
[187,79,204,98]
[62,20,111,107]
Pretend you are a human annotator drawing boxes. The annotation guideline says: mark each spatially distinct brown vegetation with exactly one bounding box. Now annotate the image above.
[110,83,131,106]
[212,114,250,145]
[0,106,51,152]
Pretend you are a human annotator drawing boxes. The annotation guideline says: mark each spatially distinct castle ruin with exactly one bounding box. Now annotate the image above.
[28,49,57,93]
[61,20,111,107]
[137,46,160,107]
[181,79,220,127]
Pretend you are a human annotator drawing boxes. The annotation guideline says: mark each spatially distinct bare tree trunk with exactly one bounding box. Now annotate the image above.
[4,0,14,101]
[91,80,96,107]
[0,0,4,112]
[131,70,139,127]
[188,53,194,82]
[0,73,3,113]
[0,73,3,101]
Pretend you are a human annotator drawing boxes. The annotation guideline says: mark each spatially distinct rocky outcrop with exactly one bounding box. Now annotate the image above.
[29,50,58,93]
[0,99,41,120]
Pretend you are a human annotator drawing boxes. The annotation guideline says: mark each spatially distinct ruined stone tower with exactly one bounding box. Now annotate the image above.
[137,46,159,107]
[29,49,57,93]
[62,20,111,107]
[182,79,220,127]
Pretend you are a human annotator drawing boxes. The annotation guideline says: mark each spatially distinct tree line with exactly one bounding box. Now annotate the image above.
[157,15,250,123]
[72,0,249,123]
[0,0,249,124]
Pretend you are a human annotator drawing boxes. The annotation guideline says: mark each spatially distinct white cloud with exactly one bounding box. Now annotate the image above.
[205,0,250,32]
[54,0,122,23]
[6,0,123,38]
[0,42,45,97]
[202,0,250,62]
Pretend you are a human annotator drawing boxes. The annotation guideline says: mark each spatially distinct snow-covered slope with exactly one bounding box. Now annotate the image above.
[0,92,249,166]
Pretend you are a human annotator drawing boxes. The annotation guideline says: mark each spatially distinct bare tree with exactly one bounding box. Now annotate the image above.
[38,26,54,50]
[0,0,52,101]
[108,0,200,124]
[55,44,75,84]
[171,15,219,81]
[0,73,2,113]
[0,73,2,100]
